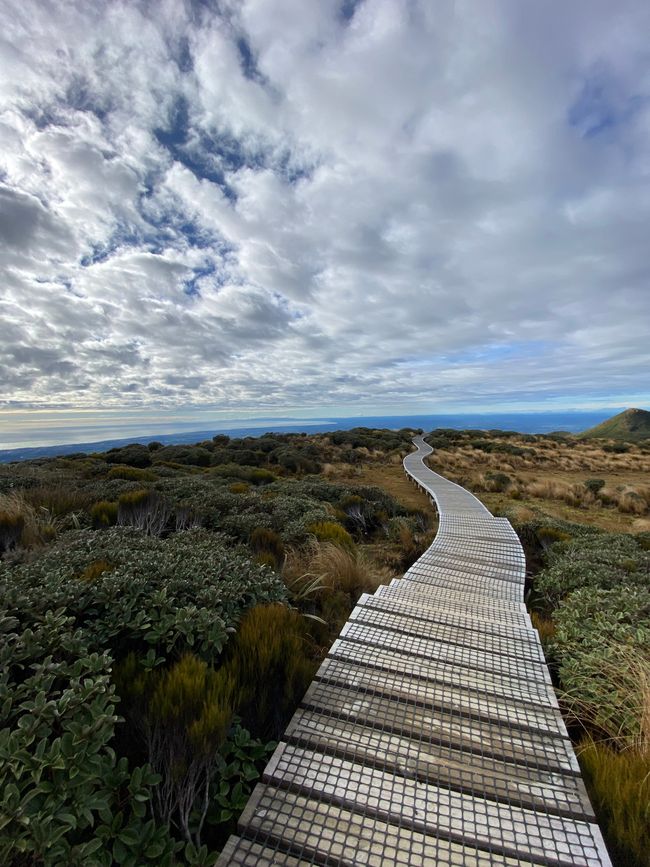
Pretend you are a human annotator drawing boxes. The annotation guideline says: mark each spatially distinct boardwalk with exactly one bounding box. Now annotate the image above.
[216,437,612,866]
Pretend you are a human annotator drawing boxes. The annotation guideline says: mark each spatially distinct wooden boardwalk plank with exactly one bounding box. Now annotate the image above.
[233,784,527,866]
[346,606,546,663]
[328,637,559,708]
[300,680,580,774]
[263,744,609,866]
[285,707,594,819]
[357,592,535,638]
[314,656,565,736]
[338,621,552,684]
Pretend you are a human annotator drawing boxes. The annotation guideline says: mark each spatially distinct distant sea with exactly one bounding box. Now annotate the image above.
[0,409,623,463]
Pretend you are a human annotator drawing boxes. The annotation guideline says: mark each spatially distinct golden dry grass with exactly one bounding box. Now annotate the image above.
[578,741,650,867]
[328,461,435,512]
[283,540,392,603]
[424,434,650,533]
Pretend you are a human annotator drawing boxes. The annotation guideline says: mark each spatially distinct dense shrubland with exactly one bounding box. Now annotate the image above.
[501,508,650,866]
[0,427,425,865]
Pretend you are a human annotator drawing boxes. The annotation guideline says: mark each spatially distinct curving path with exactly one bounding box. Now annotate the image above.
[216,436,612,866]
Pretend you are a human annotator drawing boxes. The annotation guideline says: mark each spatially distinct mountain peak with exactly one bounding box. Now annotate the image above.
[579,407,650,441]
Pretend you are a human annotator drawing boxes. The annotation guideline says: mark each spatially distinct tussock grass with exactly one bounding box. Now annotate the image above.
[23,483,92,516]
[560,646,650,752]
[0,490,72,552]
[311,541,392,598]
[578,741,650,867]
[530,610,555,644]
[283,541,390,604]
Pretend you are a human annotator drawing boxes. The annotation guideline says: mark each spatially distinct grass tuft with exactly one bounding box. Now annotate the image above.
[578,740,650,867]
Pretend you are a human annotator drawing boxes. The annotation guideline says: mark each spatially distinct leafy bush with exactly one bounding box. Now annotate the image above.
[584,478,606,494]
[535,533,650,608]
[505,510,599,576]
[152,446,212,467]
[552,586,650,743]
[210,465,276,486]
[0,528,286,664]
[223,604,316,740]
[0,611,180,867]
[485,471,511,492]
[208,724,274,828]
[90,500,118,528]
[329,427,414,452]
[307,521,354,549]
[105,444,153,468]
[108,466,157,482]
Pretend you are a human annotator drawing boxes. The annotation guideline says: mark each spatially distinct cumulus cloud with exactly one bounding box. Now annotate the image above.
[1,0,649,422]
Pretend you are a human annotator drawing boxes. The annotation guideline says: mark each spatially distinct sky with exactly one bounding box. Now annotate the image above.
[1,0,649,443]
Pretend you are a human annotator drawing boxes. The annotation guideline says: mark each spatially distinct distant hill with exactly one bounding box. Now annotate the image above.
[578,407,650,441]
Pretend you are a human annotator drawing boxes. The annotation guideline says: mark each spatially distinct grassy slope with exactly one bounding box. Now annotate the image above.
[578,407,650,441]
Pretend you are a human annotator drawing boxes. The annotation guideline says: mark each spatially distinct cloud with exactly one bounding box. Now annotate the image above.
[0,0,649,422]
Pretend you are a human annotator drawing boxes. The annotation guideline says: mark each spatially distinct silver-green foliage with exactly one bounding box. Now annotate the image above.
[1,527,286,661]
[0,528,286,864]
[0,611,179,866]
[534,532,650,608]
[552,585,650,743]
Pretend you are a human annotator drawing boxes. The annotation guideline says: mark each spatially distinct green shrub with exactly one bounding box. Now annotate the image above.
[0,528,286,664]
[485,471,512,492]
[145,654,235,848]
[584,478,606,494]
[151,446,212,467]
[536,526,572,549]
[208,724,274,828]
[307,521,354,549]
[105,444,153,468]
[117,490,172,536]
[107,465,157,482]
[211,465,276,486]
[225,604,316,740]
[0,612,179,866]
[535,532,650,608]
[552,585,650,742]
[229,482,250,494]
[603,442,631,453]
[90,499,118,528]
[249,468,276,485]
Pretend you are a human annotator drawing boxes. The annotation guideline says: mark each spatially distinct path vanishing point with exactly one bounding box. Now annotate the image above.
[216,435,612,866]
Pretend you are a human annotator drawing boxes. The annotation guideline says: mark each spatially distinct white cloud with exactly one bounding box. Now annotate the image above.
[0,0,649,423]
